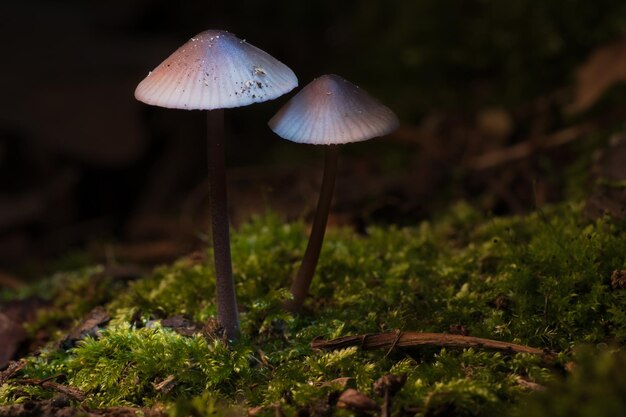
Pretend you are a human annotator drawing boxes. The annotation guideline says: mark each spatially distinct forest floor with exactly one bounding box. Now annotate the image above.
[0,202,625,417]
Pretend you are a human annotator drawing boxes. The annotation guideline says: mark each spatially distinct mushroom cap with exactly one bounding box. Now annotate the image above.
[135,30,298,110]
[268,74,399,145]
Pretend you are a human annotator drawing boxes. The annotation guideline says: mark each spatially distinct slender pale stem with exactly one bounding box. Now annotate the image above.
[207,109,239,340]
[287,144,339,312]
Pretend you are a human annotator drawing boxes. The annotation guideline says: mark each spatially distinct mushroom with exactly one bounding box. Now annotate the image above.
[268,74,399,312]
[135,30,298,340]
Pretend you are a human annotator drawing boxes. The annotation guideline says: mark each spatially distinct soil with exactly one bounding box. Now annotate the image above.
[0,399,164,417]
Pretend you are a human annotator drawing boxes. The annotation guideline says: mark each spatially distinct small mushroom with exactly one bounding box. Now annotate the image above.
[135,30,297,340]
[269,74,399,312]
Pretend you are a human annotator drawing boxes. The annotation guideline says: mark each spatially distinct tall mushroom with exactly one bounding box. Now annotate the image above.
[269,74,399,312]
[135,30,297,340]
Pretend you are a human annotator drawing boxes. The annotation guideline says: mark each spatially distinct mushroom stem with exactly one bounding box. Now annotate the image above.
[287,144,339,312]
[207,109,239,340]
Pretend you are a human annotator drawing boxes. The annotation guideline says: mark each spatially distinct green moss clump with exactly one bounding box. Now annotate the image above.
[1,204,625,416]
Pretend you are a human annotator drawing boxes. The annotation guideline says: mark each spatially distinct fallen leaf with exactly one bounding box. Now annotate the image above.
[611,270,626,290]
[0,298,47,368]
[60,306,110,350]
[0,314,26,369]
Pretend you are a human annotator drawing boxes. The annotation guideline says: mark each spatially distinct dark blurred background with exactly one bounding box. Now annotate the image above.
[1,0,626,280]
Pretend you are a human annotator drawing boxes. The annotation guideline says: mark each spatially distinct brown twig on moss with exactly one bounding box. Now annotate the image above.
[12,376,86,402]
[311,331,547,357]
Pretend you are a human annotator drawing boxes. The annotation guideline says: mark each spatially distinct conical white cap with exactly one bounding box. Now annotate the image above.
[268,74,399,145]
[135,30,298,110]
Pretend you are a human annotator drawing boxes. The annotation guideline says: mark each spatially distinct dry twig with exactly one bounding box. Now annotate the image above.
[466,124,594,170]
[12,377,86,402]
[311,331,547,357]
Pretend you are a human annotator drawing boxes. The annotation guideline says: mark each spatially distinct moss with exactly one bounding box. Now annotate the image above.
[1,266,127,340]
[1,204,625,415]
[512,347,626,417]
